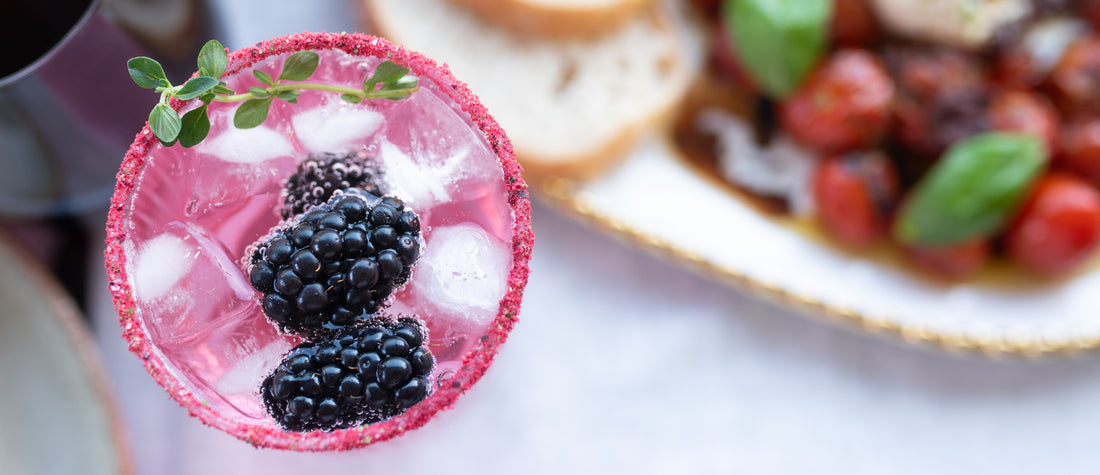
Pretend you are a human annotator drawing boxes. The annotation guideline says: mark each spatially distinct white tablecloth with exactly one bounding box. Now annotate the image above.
[86,1,1100,473]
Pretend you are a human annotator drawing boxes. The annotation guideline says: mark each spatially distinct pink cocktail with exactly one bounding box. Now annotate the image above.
[105,33,532,450]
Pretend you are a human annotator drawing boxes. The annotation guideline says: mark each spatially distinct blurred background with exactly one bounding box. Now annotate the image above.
[6,0,1100,474]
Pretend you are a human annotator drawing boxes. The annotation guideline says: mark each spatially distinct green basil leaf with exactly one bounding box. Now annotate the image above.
[893,132,1047,245]
[725,0,830,98]
[149,103,181,145]
[253,69,275,86]
[127,57,169,89]
[364,61,410,91]
[197,39,227,78]
[248,86,271,98]
[340,93,363,104]
[179,105,210,148]
[276,90,301,103]
[279,51,320,82]
[233,96,274,129]
[175,76,219,100]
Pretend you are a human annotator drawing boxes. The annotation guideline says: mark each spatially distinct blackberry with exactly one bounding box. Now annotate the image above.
[261,317,435,432]
[248,190,422,337]
[280,151,383,219]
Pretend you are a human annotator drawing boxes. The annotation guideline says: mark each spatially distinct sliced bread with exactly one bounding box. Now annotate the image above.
[444,0,653,38]
[362,0,702,181]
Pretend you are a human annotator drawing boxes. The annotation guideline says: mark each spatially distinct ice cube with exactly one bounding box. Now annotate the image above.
[196,124,293,164]
[138,222,256,342]
[133,233,195,302]
[292,100,384,153]
[378,139,450,207]
[215,339,293,396]
[410,223,512,329]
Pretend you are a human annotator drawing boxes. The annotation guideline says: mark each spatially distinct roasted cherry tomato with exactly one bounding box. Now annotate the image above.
[887,47,990,158]
[993,47,1045,89]
[1049,36,1100,114]
[1080,0,1100,32]
[831,0,879,46]
[1057,117,1100,183]
[989,89,1060,154]
[813,151,900,247]
[1005,173,1100,276]
[780,49,895,153]
[903,239,991,279]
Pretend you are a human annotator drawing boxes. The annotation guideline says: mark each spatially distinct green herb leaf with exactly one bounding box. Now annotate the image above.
[248,86,271,98]
[213,83,235,95]
[175,76,220,100]
[340,94,363,103]
[149,103,182,145]
[893,132,1047,245]
[375,75,418,100]
[179,105,211,147]
[197,39,227,78]
[276,90,301,103]
[234,96,274,129]
[380,75,417,90]
[725,0,830,98]
[128,57,169,89]
[364,60,410,91]
[279,51,320,82]
[254,70,275,86]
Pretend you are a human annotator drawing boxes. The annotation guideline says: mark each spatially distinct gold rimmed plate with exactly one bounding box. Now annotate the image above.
[0,231,132,474]
[537,137,1100,357]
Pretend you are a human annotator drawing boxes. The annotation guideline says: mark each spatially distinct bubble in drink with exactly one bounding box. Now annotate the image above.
[106,33,532,450]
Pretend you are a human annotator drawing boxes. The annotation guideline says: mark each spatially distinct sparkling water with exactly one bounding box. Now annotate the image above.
[122,49,515,424]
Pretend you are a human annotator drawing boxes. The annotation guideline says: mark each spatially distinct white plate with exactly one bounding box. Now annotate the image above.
[537,137,1100,357]
[0,232,132,474]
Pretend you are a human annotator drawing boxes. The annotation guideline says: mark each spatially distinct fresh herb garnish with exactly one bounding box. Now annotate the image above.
[724,0,830,98]
[893,132,1047,245]
[128,39,420,147]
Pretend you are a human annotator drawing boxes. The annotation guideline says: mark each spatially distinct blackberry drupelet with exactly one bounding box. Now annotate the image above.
[280,151,383,219]
[248,189,422,337]
[261,317,435,432]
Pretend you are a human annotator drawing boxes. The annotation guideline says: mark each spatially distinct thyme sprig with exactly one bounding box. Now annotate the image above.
[128,39,419,147]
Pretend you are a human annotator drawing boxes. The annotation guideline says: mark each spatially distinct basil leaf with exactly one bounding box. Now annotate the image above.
[364,61,410,91]
[149,103,181,145]
[128,57,169,89]
[254,70,275,86]
[175,76,219,100]
[197,39,227,78]
[279,51,320,82]
[179,105,210,148]
[234,96,274,129]
[725,0,830,98]
[893,132,1047,245]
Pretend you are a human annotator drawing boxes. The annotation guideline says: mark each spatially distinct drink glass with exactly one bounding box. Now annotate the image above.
[105,32,532,450]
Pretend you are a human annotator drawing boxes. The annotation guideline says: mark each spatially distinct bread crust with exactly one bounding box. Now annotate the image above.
[444,0,654,38]
[360,0,702,182]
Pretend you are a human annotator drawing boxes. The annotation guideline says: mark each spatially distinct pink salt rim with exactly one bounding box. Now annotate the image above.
[104,32,533,451]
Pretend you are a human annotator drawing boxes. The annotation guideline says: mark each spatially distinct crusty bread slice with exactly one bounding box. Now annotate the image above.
[362,0,701,181]
[444,0,653,38]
